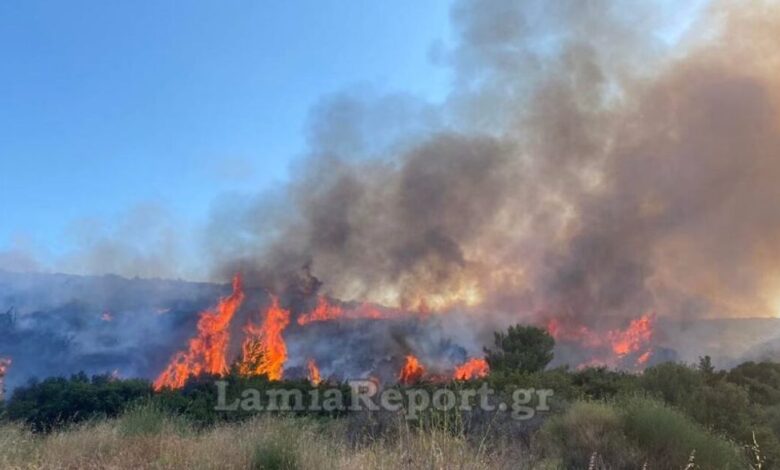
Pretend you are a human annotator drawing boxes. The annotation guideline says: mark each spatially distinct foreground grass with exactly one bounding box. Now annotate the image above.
[0,407,531,469]
[0,397,751,469]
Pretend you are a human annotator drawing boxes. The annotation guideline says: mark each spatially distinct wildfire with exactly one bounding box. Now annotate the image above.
[547,313,656,369]
[0,357,12,400]
[153,275,245,391]
[297,296,388,325]
[453,358,490,380]
[297,296,344,325]
[0,357,11,376]
[608,315,654,358]
[238,296,291,381]
[307,359,321,385]
[398,355,426,385]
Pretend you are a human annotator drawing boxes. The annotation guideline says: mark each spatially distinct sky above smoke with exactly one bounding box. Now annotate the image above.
[4,0,780,323]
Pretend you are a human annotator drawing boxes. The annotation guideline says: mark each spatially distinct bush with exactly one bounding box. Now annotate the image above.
[485,325,554,374]
[251,440,299,470]
[6,373,151,432]
[540,401,640,469]
[571,367,640,400]
[727,361,780,406]
[541,397,747,469]
[117,402,191,437]
[620,396,746,469]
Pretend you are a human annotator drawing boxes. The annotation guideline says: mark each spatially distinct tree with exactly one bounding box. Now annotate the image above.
[698,355,715,375]
[484,325,554,374]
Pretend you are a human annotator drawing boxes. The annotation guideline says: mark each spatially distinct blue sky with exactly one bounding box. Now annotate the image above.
[0,0,452,261]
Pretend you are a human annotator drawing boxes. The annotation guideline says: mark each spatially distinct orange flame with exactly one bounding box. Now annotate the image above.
[453,358,490,380]
[398,355,426,385]
[297,296,389,325]
[307,359,321,385]
[547,313,656,369]
[297,296,344,325]
[0,357,11,377]
[0,357,10,400]
[153,275,245,390]
[608,314,654,357]
[238,296,291,381]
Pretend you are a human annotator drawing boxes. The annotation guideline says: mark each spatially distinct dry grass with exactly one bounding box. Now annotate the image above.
[0,411,540,470]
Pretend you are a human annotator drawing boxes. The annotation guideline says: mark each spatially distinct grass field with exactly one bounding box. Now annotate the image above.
[0,411,533,469]
[0,396,752,470]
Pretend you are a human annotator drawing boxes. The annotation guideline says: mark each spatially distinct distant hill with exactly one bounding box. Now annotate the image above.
[0,270,225,391]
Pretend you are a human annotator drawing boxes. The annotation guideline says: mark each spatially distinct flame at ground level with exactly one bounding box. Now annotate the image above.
[307,359,321,386]
[152,273,661,391]
[238,296,291,381]
[454,358,490,380]
[547,313,656,369]
[398,355,426,385]
[0,357,10,400]
[297,296,389,325]
[153,275,245,391]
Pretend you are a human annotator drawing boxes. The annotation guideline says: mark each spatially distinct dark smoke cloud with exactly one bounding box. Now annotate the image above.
[5,0,780,386]
[209,0,780,331]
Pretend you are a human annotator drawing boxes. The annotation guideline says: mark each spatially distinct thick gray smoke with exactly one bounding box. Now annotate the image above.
[4,1,780,388]
[0,270,224,390]
[208,0,780,351]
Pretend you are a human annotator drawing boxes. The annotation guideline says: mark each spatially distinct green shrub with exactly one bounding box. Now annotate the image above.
[6,373,152,432]
[541,397,747,469]
[540,401,640,469]
[251,440,299,470]
[485,325,554,374]
[620,396,746,469]
[117,402,191,437]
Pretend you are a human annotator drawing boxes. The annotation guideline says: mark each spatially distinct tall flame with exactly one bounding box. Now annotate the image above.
[453,358,489,380]
[238,296,291,381]
[398,354,426,385]
[153,275,245,391]
[307,358,321,386]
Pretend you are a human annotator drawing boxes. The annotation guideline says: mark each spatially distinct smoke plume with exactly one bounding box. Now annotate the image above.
[210,0,780,330]
[4,1,780,390]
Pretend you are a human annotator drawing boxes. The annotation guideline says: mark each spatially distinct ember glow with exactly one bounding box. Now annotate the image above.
[238,296,291,381]
[398,355,426,385]
[307,359,321,386]
[0,357,11,400]
[153,275,245,390]
[453,358,490,381]
[0,357,10,378]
